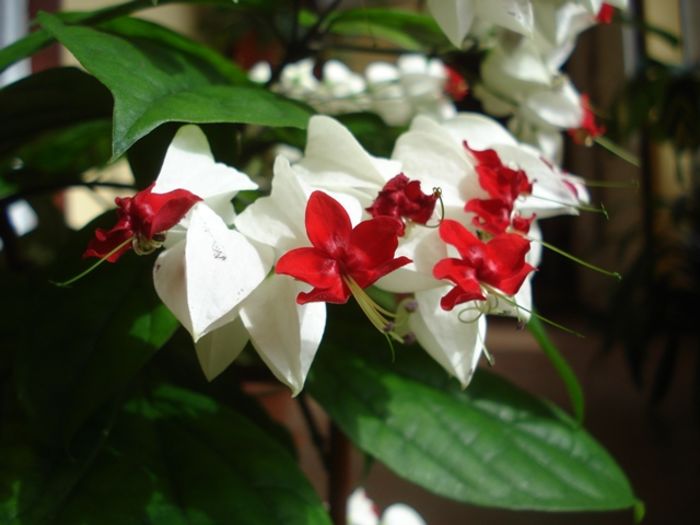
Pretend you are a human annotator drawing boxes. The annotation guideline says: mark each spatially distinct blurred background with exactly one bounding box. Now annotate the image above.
[2,1,699,523]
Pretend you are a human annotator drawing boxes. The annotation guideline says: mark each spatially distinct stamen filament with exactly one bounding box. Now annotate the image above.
[482,285,585,338]
[344,276,403,343]
[582,179,639,190]
[594,136,641,167]
[527,237,622,280]
[424,187,445,229]
[526,194,609,218]
[52,236,133,288]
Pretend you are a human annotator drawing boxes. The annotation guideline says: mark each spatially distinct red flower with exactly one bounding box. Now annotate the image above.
[366,174,438,235]
[464,198,512,235]
[568,94,606,145]
[276,191,411,305]
[433,219,535,311]
[596,3,615,24]
[83,183,201,262]
[444,65,469,101]
[464,141,532,207]
[463,141,534,235]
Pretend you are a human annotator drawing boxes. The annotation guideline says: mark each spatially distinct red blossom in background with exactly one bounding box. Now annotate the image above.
[83,184,201,262]
[596,3,615,24]
[433,219,535,310]
[444,65,469,101]
[276,191,411,304]
[463,141,534,235]
[568,93,606,145]
[366,173,438,235]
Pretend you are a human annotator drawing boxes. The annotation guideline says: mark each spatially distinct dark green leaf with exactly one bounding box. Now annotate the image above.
[15,217,179,445]
[0,0,282,75]
[39,13,311,158]
[0,67,113,156]
[0,120,113,200]
[527,314,585,423]
[2,384,331,525]
[308,331,636,511]
[325,8,449,51]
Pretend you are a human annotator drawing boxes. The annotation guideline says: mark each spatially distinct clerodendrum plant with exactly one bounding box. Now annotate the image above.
[0,1,642,524]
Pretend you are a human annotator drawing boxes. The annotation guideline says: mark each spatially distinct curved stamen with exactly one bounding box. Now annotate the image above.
[52,236,134,288]
[526,236,621,280]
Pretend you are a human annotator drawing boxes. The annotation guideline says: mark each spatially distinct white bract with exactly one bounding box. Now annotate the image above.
[150,125,271,381]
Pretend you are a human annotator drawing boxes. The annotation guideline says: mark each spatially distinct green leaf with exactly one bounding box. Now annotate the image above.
[15,218,179,445]
[308,331,636,512]
[325,8,449,51]
[0,67,113,156]
[1,384,331,525]
[0,0,281,75]
[527,314,585,423]
[39,13,311,158]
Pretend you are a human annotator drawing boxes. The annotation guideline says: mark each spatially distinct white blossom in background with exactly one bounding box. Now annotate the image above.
[427,0,534,48]
[366,54,458,126]
[347,488,426,525]
[250,55,463,126]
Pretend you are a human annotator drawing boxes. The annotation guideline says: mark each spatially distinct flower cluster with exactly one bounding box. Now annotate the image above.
[250,54,465,126]
[85,110,589,393]
[445,0,629,162]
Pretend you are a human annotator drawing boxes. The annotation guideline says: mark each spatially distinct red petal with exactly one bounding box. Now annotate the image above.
[83,218,133,262]
[596,3,614,24]
[439,285,485,311]
[131,184,202,239]
[465,198,512,235]
[346,216,409,287]
[275,247,349,304]
[305,191,352,259]
[463,141,502,169]
[434,258,485,309]
[438,219,484,263]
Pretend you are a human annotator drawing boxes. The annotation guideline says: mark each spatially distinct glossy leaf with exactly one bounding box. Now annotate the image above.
[325,8,449,50]
[15,217,179,445]
[39,13,310,158]
[1,384,331,525]
[308,328,637,511]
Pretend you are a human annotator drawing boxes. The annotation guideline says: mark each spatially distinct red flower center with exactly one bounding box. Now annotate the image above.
[83,183,202,262]
[366,173,438,235]
[433,219,535,311]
